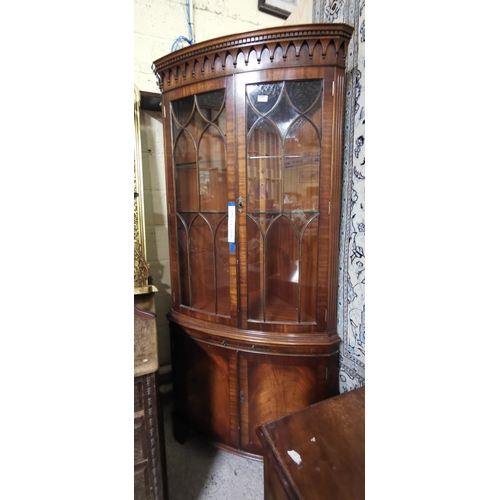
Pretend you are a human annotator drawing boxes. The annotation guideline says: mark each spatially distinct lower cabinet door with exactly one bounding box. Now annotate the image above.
[170,327,337,457]
[171,331,239,449]
[238,351,331,456]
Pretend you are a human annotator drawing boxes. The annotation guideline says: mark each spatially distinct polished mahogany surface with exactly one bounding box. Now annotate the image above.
[257,387,365,499]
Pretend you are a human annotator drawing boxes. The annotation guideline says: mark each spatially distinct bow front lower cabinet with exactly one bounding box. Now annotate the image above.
[153,23,354,459]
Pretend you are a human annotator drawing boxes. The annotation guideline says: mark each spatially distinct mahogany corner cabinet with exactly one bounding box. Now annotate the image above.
[152,23,354,460]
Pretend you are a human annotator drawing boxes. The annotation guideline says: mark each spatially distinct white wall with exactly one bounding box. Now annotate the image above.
[134,0,285,93]
[140,109,172,366]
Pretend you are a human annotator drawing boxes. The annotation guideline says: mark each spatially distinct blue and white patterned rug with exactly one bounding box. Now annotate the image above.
[314,0,365,392]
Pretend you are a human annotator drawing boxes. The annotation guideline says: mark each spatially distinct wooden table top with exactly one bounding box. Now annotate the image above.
[257,386,365,500]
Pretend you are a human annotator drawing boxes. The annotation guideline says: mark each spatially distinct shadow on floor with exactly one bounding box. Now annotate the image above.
[161,394,264,500]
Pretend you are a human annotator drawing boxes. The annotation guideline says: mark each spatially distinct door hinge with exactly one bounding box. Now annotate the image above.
[332,81,335,97]
[328,201,331,215]
[173,292,176,303]
[325,309,328,321]
[163,105,166,118]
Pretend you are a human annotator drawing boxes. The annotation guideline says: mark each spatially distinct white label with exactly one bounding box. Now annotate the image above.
[257,95,268,102]
[228,203,235,243]
[287,450,302,465]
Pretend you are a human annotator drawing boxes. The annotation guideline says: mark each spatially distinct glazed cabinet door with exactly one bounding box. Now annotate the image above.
[234,68,336,333]
[164,78,237,327]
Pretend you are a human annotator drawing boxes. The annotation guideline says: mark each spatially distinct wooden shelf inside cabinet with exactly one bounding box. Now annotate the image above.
[153,23,354,459]
[174,162,196,168]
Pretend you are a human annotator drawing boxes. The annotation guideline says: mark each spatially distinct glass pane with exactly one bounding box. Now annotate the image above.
[246,105,260,134]
[196,90,225,122]
[305,97,322,131]
[247,158,281,213]
[286,162,319,213]
[199,125,227,212]
[247,217,264,321]
[202,213,224,231]
[248,119,281,158]
[285,80,322,114]
[171,95,195,127]
[285,117,320,157]
[267,95,300,138]
[190,216,215,312]
[177,215,190,306]
[175,172,198,213]
[265,217,299,322]
[289,209,310,233]
[247,82,283,116]
[216,217,230,316]
[175,173,198,212]
[284,118,320,214]
[174,131,197,212]
[300,216,319,322]
[174,130,197,165]
[186,108,206,145]
[216,107,227,135]
[282,164,319,214]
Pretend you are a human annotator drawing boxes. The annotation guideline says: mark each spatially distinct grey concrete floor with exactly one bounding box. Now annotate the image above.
[161,395,264,500]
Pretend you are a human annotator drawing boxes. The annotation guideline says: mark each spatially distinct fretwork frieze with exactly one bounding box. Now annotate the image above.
[152,24,354,91]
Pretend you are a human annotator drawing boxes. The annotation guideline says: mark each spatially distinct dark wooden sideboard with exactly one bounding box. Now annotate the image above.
[134,293,168,500]
[257,386,365,499]
[134,372,167,500]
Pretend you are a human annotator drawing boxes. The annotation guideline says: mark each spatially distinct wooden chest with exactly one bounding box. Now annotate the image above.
[257,387,365,499]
